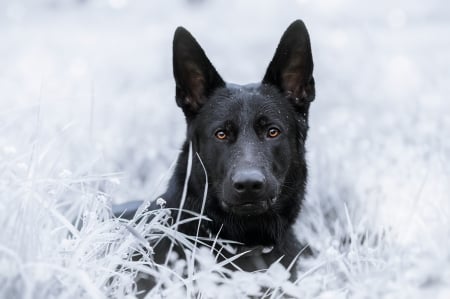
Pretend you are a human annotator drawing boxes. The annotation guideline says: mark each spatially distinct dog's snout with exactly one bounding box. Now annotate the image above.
[232,170,266,194]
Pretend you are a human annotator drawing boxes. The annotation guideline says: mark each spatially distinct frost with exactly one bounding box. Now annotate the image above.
[2,146,16,155]
[156,197,166,208]
[108,177,121,185]
[58,169,72,178]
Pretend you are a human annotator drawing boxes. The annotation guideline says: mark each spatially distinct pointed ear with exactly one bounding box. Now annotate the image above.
[173,27,225,118]
[263,20,315,110]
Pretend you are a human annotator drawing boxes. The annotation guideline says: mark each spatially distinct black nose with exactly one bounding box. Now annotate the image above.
[232,170,266,194]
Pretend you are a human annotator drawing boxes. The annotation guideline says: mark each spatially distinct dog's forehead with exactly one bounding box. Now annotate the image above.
[225,82,267,97]
[205,83,286,115]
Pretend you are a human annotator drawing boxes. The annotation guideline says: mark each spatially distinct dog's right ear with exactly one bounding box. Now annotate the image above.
[173,27,225,118]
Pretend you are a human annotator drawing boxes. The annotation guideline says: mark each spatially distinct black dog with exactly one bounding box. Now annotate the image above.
[115,19,315,278]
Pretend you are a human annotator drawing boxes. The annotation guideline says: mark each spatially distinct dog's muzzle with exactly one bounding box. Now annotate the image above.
[222,168,277,216]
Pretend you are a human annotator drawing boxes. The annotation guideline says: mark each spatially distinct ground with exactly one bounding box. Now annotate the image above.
[0,0,449,298]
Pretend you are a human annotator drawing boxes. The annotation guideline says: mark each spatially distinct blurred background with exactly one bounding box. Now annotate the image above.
[0,1,449,297]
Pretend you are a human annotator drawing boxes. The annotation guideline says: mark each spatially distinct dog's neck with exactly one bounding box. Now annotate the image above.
[199,223,275,258]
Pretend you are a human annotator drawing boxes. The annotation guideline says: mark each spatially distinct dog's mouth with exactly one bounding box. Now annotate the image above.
[221,198,276,216]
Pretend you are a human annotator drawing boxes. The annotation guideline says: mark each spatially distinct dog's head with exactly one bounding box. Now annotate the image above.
[173,20,315,221]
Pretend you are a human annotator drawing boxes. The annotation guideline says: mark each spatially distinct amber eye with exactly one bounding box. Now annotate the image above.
[215,130,227,140]
[267,128,281,138]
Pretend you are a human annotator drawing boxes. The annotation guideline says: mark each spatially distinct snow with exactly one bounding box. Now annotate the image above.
[1,0,449,298]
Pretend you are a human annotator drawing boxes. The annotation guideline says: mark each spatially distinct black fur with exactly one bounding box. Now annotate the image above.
[115,19,315,278]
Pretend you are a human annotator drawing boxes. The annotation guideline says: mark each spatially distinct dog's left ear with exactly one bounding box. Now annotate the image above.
[263,20,315,110]
[173,27,225,118]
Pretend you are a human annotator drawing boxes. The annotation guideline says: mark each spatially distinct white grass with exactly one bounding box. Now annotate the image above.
[1,0,449,298]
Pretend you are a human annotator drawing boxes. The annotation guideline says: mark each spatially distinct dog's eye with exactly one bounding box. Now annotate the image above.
[215,130,227,140]
[267,128,281,138]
